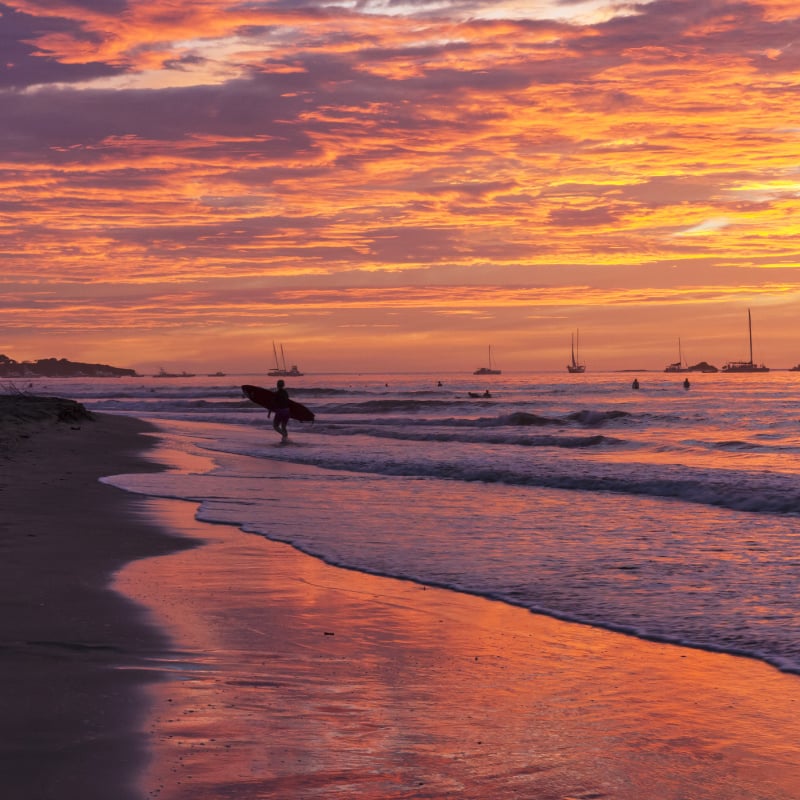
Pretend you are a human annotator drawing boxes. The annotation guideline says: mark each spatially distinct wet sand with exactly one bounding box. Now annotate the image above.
[3,400,800,799]
[122,446,800,799]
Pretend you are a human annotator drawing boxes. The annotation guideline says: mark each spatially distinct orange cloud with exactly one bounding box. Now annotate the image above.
[3,0,800,369]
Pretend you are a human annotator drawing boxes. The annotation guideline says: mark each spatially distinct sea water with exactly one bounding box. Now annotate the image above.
[17,371,800,674]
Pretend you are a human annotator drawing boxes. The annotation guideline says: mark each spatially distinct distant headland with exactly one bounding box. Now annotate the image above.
[0,354,138,378]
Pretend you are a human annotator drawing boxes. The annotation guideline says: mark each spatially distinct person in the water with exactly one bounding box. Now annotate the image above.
[273,379,290,440]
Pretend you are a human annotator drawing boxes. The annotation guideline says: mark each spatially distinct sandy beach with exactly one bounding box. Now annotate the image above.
[4,397,800,799]
[123,494,800,800]
[0,396,195,800]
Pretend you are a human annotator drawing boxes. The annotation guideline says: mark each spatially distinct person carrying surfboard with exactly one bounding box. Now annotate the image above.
[273,379,291,441]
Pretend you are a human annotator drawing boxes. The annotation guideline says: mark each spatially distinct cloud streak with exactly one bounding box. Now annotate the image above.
[2,0,800,369]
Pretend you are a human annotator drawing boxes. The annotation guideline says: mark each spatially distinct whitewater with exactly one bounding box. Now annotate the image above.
[20,370,800,675]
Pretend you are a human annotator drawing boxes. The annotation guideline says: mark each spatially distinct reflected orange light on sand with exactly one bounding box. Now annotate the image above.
[116,496,800,799]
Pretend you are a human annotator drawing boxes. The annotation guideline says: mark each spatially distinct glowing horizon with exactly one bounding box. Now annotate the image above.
[3,0,800,373]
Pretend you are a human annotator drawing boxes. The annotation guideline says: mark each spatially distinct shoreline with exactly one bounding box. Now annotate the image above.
[4,401,800,798]
[0,400,197,800]
[123,437,800,799]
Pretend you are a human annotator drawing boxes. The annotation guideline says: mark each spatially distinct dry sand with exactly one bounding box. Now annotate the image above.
[0,395,194,800]
[4,397,800,799]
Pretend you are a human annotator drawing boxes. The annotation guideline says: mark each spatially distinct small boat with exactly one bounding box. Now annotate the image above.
[154,367,196,378]
[721,309,769,373]
[474,346,501,375]
[664,339,688,373]
[567,331,586,373]
[268,342,304,377]
[208,371,226,377]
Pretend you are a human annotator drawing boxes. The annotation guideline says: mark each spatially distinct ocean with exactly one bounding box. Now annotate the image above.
[20,370,800,676]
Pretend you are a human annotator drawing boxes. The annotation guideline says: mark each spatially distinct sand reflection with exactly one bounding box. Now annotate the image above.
[117,498,800,800]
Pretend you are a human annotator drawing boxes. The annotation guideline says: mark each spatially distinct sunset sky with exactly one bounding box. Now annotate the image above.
[3,0,800,374]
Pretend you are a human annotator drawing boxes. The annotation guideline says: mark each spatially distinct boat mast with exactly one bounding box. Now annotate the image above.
[748,308,754,365]
[280,344,287,371]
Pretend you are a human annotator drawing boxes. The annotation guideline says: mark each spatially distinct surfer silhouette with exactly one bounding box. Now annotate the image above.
[273,379,291,440]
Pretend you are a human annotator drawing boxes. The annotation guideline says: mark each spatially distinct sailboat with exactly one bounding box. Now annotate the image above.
[474,346,501,375]
[566,331,586,373]
[721,309,769,373]
[267,342,304,377]
[664,338,688,373]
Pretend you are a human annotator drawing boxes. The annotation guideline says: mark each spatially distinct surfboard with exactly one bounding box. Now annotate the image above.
[241,384,315,423]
